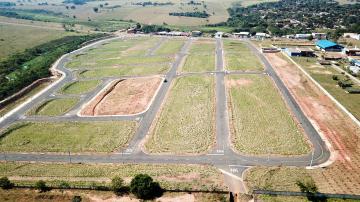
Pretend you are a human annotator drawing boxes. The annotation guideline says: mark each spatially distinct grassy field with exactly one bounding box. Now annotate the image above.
[61,80,100,95]
[0,81,50,117]
[181,40,215,72]
[227,75,310,155]
[154,39,185,55]
[79,64,170,78]
[0,23,78,60]
[145,76,215,154]
[291,56,360,120]
[28,98,78,116]
[0,162,225,191]
[224,40,264,71]
[0,121,136,152]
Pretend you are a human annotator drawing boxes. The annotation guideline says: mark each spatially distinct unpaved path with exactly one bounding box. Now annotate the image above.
[81,77,162,116]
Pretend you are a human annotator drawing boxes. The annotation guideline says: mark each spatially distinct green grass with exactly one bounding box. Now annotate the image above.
[79,64,170,78]
[181,54,215,72]
[291,56,360,120]
[155,40,185,55]
[244,166,314,192]
[28,98,78,116]
[228,75,310,155]
[0,23,78,60]
[61,80,100,95]
[145,76,215,154]
[0,81,50,117]
[181,40,215,72]
[224,40,264,71]
[0,121,136,152]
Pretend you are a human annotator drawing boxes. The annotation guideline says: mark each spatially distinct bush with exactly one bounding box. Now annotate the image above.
[35,180,48,192]
[130,174,163,200]
[332,75,338,80]
[111,176,128,195]
[72,195,82,202]
[59,181,70,189]
[0,177,14,189]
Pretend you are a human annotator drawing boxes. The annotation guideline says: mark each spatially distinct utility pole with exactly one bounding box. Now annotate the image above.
[68,150,71,163]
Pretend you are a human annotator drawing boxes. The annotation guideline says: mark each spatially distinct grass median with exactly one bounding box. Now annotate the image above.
[0,121,136,153]
[61,80,100,95]
[145,75,215,154]
[28,98,78,116]
[227,75,310,155]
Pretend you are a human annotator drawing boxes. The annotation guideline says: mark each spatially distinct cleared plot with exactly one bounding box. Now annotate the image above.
[223,40,264,71]
[181,40,215,72]
[0,121,136,152]
[61,80,100,95]
[28,98,78,116]
[0,162,226,191]
[154,39,185,55]
[79,64,170,78]
[0,23,77,59]
[227,75,310,155]
[81,77,162,116]
[145,76,215,154]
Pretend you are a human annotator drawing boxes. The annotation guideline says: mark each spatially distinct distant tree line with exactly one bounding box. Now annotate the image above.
[0,34,107,100]
[169,11,210,18]
[132,1,174,6]
[62,0,92,5]
[0,2,16,6]
[0,8,64,21]
[140,24,171,33]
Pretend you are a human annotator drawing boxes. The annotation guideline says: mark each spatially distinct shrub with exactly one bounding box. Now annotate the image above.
[72,195,82,202]
[0,177,14,189]
[59,181,70,189]
[35,180,48,192]
[130,174,163,200]
[332,75,338,80]
[111,176,128,195]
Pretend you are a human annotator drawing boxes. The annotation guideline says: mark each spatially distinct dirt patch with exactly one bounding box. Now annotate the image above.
[226,79,253,88]
[265,53,360,194]
[157,173,200,183]
[310,70,333,75]
[81,77,162,116]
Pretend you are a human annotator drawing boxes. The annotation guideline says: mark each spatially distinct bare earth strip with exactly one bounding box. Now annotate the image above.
[81,77,162,116]
[262,53,360,194]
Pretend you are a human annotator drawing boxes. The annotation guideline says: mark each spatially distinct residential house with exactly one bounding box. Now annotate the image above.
[311,33,327,40]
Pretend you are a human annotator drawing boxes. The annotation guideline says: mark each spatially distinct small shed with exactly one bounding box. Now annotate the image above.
[285,47,315,57]
[233,32,250,38]
[285,48,301,56]
[191,31,202,37]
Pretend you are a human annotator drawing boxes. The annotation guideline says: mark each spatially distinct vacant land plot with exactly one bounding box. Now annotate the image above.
[0,121,136,152]
[224,40,264,71]
[181,40,215,72]
[155,39,185,55]
[145,76,215,154]
[28,98,78,116]
[81,77,162,116]
[61,80,100,95]
[291,56,360,120]
[227,75,310,155]
[0,162,226,191]
[0,23,77,60]
[79,64,170,78]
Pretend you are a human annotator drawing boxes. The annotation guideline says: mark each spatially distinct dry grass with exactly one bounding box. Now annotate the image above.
[145,75,215,154]
[228,75,310,155]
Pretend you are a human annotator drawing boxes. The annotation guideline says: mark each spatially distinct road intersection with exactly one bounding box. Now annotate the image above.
[0,35,331,191]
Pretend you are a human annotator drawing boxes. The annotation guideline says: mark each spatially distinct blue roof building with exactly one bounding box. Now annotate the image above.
[316,40,344,52]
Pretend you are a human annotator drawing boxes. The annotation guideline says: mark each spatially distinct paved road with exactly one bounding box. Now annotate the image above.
[0,36,331,183]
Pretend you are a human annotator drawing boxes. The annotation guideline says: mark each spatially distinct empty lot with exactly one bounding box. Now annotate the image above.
[227,75,310,155]
[181,40,215,72]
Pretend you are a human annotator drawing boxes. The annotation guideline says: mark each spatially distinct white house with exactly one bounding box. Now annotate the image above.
[349,66,360,74]
[312,33,327,40]
[233,32,250,38]
[255,33,271,40]
[295,34,311,39]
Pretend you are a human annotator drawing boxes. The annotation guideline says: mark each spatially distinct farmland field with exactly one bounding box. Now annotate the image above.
[0,23,78,60]
[0,121,137,152]
[28,98,78,116]
[145,75,215,154]
[61,80,100,95]
[227,75,310,155]
[223,40,264,71]
[181,40,215,72]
